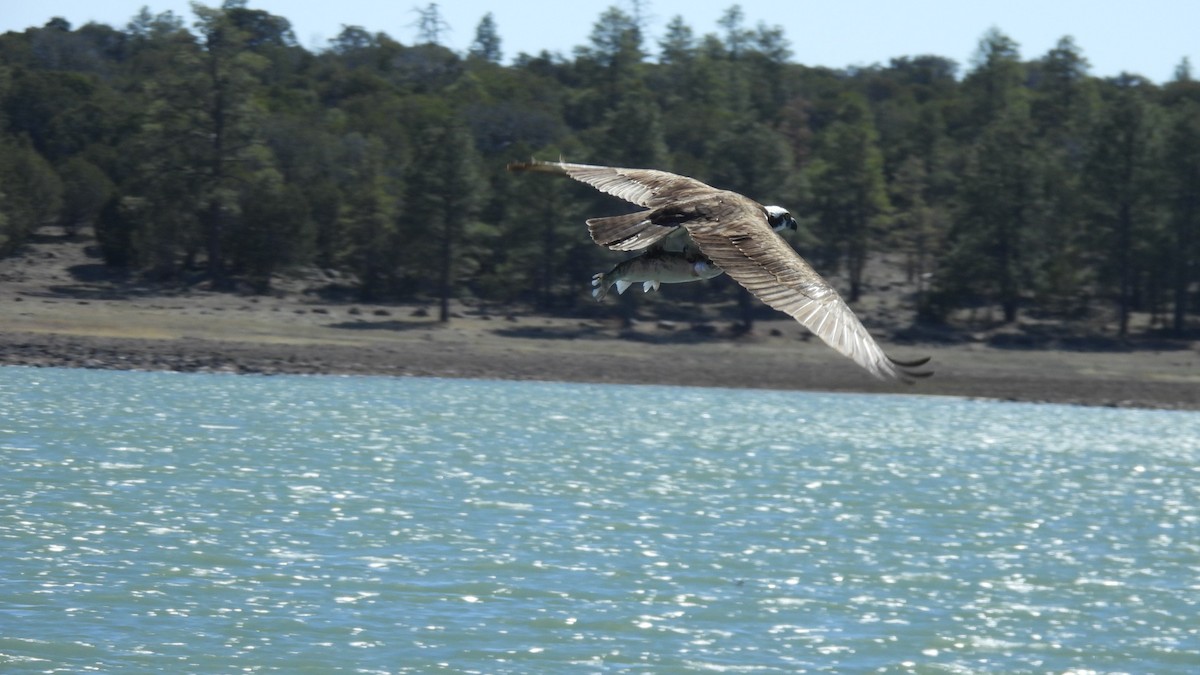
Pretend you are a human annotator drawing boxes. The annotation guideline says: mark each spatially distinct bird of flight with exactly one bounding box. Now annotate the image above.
[507,160,931,382]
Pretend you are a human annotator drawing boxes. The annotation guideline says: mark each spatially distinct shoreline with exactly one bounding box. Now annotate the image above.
[2,323,1197,411]
[3,230,1198,411]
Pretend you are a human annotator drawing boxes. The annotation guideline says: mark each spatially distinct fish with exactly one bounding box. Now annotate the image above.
[592,250,724,300]
[588,203,798,298]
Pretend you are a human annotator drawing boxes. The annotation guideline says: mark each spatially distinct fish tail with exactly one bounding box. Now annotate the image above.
[590,272,609,301]
[593,259,636,301]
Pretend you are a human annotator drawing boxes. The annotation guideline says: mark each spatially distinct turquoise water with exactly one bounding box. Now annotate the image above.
[2,367,1198,673]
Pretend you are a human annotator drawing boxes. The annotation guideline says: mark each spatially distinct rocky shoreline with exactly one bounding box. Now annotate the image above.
[2,325,1198,411]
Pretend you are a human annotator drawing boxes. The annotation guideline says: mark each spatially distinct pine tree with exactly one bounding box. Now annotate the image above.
[962,28,1024,132]
[578,6,644,97]
[468,13,502,63]
[936,28,1039,324]
[0,139,63,249]
[1085,75,1160,337]
[0,139,64,253]
[658,16,695,66]
[1162,95,1200,333]
[132,1,274,287]
[951,102,1041,324]
[413,3,450,46]
[337,133,400,301]
[403,119,484,321]
[717,5,752,59]
[806,94,890,303]
[57,157,114,236]
[889,156,939,315]
[1028,36,1097,314]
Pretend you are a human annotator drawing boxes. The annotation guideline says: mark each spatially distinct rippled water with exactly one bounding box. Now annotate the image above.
[2,367,1199,673]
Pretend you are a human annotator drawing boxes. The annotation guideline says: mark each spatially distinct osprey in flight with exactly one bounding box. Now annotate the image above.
[507,160,931,382]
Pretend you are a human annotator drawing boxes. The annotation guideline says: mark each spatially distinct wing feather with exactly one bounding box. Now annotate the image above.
[687,215,928,382]
[586,213,680,251]
[507,160,715,207]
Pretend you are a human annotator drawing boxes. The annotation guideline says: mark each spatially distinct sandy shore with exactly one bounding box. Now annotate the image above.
[2,231,1198,411]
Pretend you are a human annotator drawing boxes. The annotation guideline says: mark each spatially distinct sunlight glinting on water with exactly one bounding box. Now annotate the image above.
[1,367,1198,673]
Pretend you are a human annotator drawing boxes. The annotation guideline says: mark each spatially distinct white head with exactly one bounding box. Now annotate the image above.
[765,205,798,232]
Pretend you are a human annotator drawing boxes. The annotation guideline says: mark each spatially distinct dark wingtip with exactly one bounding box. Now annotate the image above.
[889,354,931,368]
[887,354,934,383]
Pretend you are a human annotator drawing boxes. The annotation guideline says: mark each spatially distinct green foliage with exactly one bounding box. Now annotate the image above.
[0,5,1197,333]
[468,13,502,64]
[937,101,1040,323]
[806,93,890,302]
[1084,76,1162,336]
[57,157,114,236]
[1162,97,1200,331]
[0,137,63,252]
[401,116,485,319]
[334,132,401,300]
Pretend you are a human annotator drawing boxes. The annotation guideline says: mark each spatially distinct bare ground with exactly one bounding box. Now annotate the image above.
[2,229,1198,410]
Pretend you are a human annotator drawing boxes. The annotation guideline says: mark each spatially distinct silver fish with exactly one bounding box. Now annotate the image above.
[592,251,723,301]
[589,210,796,301]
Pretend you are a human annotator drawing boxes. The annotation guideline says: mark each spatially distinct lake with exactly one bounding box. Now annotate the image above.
[2,367,1198,673]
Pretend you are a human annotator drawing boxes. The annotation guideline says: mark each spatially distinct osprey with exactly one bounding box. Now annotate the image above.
[507,159,931,382]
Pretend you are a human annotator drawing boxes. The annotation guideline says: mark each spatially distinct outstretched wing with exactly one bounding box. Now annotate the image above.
[508,160,719,252]
[686,204,931,382]
[507,160,715,208]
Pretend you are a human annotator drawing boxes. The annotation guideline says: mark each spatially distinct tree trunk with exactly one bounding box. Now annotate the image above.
[205,48,229,290]
[999,216,1018,324]
[1117,202,1132,338]
[847,251,864,303]
[439,223,453,323]
[540,217,556,310]
[1173,189,1196,335]
[737,288,755,332]
[205,200,228,290]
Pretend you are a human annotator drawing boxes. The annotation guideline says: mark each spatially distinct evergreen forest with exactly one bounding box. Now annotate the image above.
[2,1,1198,337]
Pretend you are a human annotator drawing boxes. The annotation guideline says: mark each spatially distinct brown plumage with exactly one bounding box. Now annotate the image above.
[507,160,932,382]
